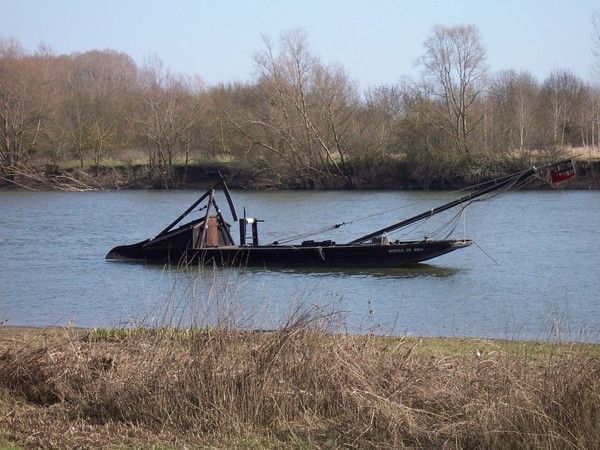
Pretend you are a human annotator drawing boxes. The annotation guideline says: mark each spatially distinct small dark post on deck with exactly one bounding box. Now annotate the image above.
[239,219,246,246]
[252,220,259,246]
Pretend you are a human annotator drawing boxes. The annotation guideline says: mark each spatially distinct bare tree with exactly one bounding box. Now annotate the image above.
[136,58,200,186]
[362,85,402,161]
[201,81,262,161]
[62,50,136,168]
[590,87,600,150]
[540,70,584,150]
[392,80,460,185]
[418,25,488,158]
[229,30,360,187]
[490,70,539,154]
[0,38,46,176]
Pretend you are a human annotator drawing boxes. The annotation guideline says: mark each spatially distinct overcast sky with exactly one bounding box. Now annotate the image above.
[2,0,598,89]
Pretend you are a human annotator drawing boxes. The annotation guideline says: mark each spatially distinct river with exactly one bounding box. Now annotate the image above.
[0,189,598,342]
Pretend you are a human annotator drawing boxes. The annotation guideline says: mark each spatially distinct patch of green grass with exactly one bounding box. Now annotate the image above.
[87,328,600,361]
[88,326,213,343]
[353,335,600,360]
[0,434,22,450]
[405,336,600,359]
[57,157,238,170]
[59,159,126,169]
[59,159,86,169]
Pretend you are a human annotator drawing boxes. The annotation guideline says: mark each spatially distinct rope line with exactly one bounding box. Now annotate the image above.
[474,241,499,265]
[268,169,538,245]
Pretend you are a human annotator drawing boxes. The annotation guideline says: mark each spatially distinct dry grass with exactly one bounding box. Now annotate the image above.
[0,318,599,449]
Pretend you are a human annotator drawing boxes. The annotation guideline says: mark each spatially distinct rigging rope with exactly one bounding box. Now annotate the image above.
[269,200,425,245]
[271,223,346,245]
[268,168,539,245]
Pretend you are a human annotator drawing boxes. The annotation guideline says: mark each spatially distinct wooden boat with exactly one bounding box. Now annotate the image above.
[106,159,576,268]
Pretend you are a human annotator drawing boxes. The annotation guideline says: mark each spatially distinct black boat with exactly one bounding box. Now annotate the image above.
[106,159,576,268]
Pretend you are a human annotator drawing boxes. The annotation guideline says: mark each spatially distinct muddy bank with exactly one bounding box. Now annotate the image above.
[1,159,599,191]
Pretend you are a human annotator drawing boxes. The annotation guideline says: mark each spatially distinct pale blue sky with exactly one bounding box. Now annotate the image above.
[2,0,598,88]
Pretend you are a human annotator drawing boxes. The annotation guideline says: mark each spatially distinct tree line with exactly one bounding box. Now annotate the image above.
[1,24,599,188]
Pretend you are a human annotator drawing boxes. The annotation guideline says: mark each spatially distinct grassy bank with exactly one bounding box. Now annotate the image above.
[1,324,599,448]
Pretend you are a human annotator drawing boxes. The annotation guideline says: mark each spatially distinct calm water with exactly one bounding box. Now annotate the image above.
[1,189,598,341]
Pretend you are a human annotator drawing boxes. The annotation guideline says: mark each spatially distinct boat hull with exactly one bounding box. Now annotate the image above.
[106,239,472,268]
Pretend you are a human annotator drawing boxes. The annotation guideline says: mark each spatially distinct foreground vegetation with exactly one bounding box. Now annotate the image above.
[1,322,599,448]
[2,22,600,189]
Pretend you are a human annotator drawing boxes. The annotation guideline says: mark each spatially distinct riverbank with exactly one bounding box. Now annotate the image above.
[1,157,599,191]
[1,325,598,448]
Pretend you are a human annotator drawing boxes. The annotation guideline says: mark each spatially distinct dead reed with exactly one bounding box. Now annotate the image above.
[1,316,599,448]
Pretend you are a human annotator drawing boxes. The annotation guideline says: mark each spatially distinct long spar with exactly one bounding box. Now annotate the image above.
[347,165,543,245]
[218,171,238,222]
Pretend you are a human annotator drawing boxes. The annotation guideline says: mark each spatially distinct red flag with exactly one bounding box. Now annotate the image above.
[548,159,576,185]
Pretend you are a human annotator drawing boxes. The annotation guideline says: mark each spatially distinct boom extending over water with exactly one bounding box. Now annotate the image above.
[347,161,568,245]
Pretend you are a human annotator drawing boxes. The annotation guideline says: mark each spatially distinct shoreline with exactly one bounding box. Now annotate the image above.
[2,324,598,351]
[1,159,599,191]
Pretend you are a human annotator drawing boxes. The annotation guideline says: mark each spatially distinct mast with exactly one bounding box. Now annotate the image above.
[154,175,227,239]
[347,164,549,245]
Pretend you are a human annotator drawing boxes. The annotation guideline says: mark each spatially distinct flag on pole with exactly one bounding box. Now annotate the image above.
[548,159,576,185]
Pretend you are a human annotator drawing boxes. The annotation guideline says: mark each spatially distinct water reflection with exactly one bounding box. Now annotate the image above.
[107,259,460,280]
[247,264,461,279]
